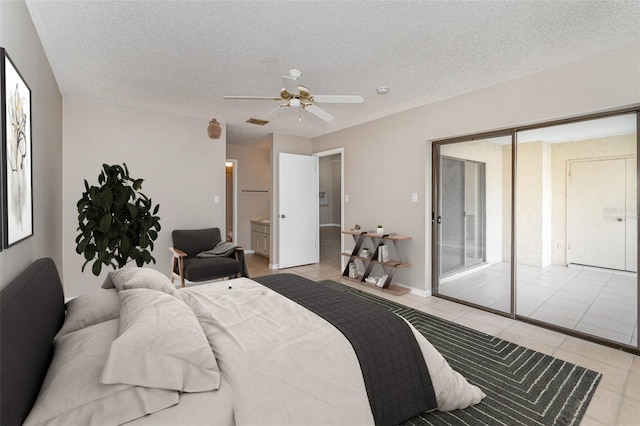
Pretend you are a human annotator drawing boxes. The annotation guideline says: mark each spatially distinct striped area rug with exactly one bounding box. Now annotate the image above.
[316,280,602,426]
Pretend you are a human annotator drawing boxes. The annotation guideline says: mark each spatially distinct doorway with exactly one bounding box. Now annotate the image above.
[315,148,344,271]
[225,159,237,244]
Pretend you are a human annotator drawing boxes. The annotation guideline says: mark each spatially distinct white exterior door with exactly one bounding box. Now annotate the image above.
[278,153,319,268]
[569,158,636,271]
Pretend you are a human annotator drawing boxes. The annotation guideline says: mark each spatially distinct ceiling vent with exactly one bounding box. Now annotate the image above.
[246,117,270,126]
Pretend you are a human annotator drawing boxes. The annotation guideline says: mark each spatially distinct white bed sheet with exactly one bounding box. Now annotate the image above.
[179,277,375,425]
[40,275,483,425]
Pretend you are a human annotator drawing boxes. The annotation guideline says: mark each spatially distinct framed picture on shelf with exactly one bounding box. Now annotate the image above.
[1,47,33,248]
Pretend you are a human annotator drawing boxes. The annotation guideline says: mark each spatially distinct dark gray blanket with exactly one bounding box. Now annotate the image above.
[197,241,238,258]
[253,273,437,426]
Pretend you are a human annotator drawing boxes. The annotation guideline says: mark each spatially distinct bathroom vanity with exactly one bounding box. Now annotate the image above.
[250,219,270,257]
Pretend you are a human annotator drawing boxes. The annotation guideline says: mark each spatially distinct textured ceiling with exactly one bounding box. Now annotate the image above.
[25,1,640,147]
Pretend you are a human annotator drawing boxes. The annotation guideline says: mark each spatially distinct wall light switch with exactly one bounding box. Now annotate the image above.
[411,193,418,203]
[345,194,349,203]
[214,195,220,204]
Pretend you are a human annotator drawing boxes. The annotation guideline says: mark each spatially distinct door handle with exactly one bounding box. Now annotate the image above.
[437,216,442,224]
[617,218,624,222]
[280,214,286,219]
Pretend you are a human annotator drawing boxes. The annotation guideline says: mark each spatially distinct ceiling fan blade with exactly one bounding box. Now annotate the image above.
[312,95,364,104]
[281,76,300,96]
[305,104,334,122]
[223,96,282,100]
[263,104,286,119]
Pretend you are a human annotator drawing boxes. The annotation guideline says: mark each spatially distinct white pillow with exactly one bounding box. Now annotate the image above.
[100,288,220,392]
[101,266,180,298]
[24,319,178,426]
[55,289,120,339]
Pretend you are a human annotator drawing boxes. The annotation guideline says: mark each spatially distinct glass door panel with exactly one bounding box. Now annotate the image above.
[465,161,486,267]
[435,135,513,314]
[440,157,465,275]
[516,113,637,347]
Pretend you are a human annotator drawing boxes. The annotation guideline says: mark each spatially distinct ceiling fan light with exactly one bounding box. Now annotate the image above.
[290,98,301,108]
[289,68,302,79]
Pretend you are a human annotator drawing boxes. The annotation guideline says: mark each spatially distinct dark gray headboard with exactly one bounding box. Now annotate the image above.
[0,258,65,425]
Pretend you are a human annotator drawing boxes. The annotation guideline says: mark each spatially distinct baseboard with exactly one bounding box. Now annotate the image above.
[269,263,279,269]
[410,287,431,297]
[393,282,431,298]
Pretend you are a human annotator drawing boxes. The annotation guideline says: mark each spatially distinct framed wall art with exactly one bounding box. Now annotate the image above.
[1,47,33,248]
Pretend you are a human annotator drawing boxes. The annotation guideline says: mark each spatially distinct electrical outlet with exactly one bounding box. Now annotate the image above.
[411,193,418,203]
[214,195,220,204]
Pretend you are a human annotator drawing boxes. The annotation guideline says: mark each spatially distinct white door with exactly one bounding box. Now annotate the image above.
[625,157,637,272]
[569,158,632,271]
[278,153,319,268]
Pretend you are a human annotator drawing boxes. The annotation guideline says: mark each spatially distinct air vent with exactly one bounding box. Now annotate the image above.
[246,117,269,126]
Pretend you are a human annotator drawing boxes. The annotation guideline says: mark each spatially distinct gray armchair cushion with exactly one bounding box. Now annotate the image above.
[172,228,249,281]
[172,228,222,259]
[183,257,242,282]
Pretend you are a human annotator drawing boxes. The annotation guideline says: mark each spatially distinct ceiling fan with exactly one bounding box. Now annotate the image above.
[223,69,363,125]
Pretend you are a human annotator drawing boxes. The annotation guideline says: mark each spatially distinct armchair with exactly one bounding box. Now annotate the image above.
[170,228,249,288]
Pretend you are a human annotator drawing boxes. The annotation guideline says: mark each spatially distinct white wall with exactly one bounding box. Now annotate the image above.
[312,44,640,293]
[0,0,63,289]
[62,99,226,296]
[516,141,547,267]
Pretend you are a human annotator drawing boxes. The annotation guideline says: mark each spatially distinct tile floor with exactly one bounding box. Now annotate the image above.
[440,263,638,346]
[239,226,640,426]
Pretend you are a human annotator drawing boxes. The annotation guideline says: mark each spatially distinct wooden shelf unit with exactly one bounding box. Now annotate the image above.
[341,230,411,296]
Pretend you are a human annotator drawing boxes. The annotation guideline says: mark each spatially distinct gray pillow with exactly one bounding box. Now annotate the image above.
[55,289,120,339]
[24,319,178,426]
[101,267,180,298]
[100,288,220,392]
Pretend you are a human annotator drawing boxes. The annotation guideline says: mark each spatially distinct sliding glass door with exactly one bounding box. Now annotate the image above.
[434,135,513,315]
[516,113,637,347]
[432,109,639,351]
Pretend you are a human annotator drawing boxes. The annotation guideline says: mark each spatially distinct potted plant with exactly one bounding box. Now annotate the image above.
[75,163,161,276]
[377,225,384,235]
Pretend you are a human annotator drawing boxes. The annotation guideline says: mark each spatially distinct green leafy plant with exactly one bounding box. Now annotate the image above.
[76,163,161,276]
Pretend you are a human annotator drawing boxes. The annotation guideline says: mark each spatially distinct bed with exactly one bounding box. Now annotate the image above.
[1,258,484,426]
